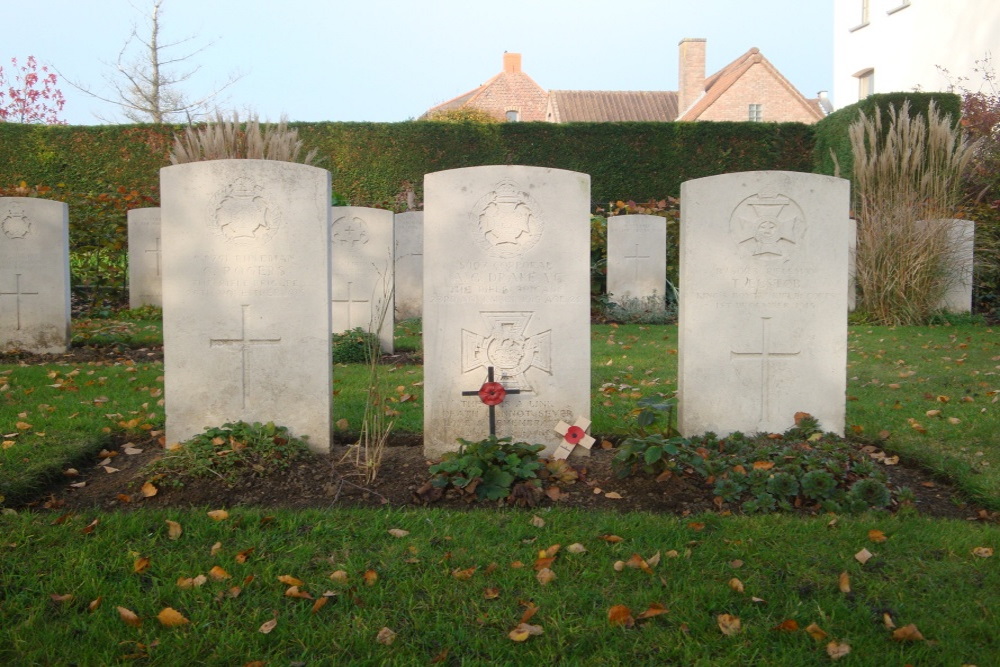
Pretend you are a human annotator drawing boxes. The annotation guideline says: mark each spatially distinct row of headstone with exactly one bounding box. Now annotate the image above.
[0,198,71,354]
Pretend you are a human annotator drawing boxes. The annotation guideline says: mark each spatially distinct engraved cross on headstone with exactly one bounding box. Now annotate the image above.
[332,280,371,329]
[462,366,521,438]
[145,236,162,277]
[730,316,800,425]
[624,243,651,281]
[0,273,39,330]
[209,304,281,409]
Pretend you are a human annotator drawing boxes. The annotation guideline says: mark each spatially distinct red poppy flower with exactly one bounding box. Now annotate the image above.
[478,382,506,406]
[564,425,585,444]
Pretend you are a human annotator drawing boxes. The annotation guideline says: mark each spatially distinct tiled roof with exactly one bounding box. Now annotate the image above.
[423,70,549,121]
[547,91,679,122]
[678,48,824,122]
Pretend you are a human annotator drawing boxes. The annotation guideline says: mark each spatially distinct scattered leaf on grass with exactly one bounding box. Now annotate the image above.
[311,597,328,614]
[278,575,305,587]
[604,491,622,499]
[688,522,705,532]
[211,542,223,556]
[49,593,73,604]
[728,578,744,593]
[635,603,668,619]
[599,534,624,543]
[892,624,925,641]
[117,606,142,628]
[388,528,409,538]
[536,568,556,585]
[141,482,158,497]
[88,597,102,612]
[235,547,254,563]
[805,623,828,641]
[209,566,230,581]
[838,572,851,593]
[484,587,500,600]
[882,613,896,630]
[826,641,851,660]
[509,623,543,641]
[868,529,887,543]
[625,553,653,574]
[608,604,634,627]
[717,614,741,636]
[330,570,349,583]
[165,520,182,540]
[972,547,994,558]
[452,567,476,580]
[133,557,151,574]
[157,607,189,627]
[207,510,229,521]
[855,548,873,564]
[376,627,396,645]
[772,619,799,632]
[258,618,277,634]
[530,515,545,528]
[729,559,744,569]
[567,543,587,554]
[363,569,378,586]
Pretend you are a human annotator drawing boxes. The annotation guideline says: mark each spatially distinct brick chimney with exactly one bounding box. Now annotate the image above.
[678,38,706,113]
[503,52,522,74]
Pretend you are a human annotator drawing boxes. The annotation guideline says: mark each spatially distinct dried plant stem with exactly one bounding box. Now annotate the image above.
[850,101,977,325]
[169,111,318,165]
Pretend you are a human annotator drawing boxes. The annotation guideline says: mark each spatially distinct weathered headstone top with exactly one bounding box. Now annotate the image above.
[678,171,850,437]
[161,160,332,452]
[393,211,423,321]
[423,166,591,458]
[607,214,667,305]
[0,197,71,354]
[127,207,162,309]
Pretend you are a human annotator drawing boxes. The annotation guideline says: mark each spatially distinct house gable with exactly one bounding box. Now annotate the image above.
[423,53,548,121]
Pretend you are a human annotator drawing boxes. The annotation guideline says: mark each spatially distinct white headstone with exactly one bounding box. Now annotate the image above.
[679,171,850,437]
[847,217,857,312]
[394,211,423,321]
[0,197,71,354]
[331,206,394,353]
[607,214,667,305]
[161,160,332,452]
[127,207,162,309]
[423,166,591,458]
[937,218,975,313]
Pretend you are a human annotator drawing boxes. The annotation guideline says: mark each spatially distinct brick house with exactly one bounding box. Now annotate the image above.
[425,42,824,124]
[422,52,549,122]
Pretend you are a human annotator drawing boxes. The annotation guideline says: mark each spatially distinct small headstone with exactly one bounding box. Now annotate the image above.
[0,197,71,354]
[393,211,423,321]
[161,160,332,452]
[423,165,591,458]
[936,218,974,313]
[331,206,394,353]
[847,217,857,312]
[606,214,667,306]
[127,207,162,309]
[678,171,850,437]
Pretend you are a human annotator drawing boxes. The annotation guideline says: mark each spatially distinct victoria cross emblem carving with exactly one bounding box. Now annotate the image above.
[1,204,32,240]
[212,177,281,244]
[472,179,544,257]
[461,311,552,391]
[729,188,805,261]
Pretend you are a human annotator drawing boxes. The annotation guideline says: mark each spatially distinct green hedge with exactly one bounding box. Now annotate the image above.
[0,120,816,208]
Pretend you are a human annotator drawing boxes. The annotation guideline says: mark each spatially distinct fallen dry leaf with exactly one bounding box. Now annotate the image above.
[855,548,873,564]
[452,567,476,580]
[599,534,624,543]
[972,546,994,558]
[278,574,305,587]
[635,603,668,620]
[88,597,102,612]
[805,623,828,641]
[567,543,587,554]
[838,572,851,593]
[604,491,623,499]
[49,593,74,604]
[209,566,231,581]
[868,529,888,543]
[258,618,277,634]
[117,606,142,628]
[311,597,328,614]
[376,627,397,645]
[530,515,546,528]
[235,547,254,563]
[329,570,349,583]
[728,578,744,593]
[536,567,557,585]
[484,587,500,600]
[363,569,378,586]
[388,528,409,538]
[207,509,229,521]
[607,604,634,627]
[717,614,741,636]
[772,619,799,632]
[882,612,896,630]
[165,520,182,540]
[133,556,151,574]
[509,622,543,641]
[210,541,223,556]
[157,607,189,627]
[826,641,851,660]
[892,624,925,641]
[284,586,313,599]
[141,482,158,497]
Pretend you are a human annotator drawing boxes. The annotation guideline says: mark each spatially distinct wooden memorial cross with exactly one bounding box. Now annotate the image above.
[462,366,520,437]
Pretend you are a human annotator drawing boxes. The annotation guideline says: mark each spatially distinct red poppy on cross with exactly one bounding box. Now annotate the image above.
[552,417,596,460]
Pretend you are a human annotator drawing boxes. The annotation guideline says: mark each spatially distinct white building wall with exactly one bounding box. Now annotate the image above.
[834,0,1000,109]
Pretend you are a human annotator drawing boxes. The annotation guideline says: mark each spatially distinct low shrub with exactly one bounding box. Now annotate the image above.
[332,328,379,364]
[423,435,544,505]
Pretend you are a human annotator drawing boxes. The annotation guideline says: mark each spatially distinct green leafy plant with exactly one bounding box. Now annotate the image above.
[426,436,544,504]
[332,327,379,364]
[144,421,310,487]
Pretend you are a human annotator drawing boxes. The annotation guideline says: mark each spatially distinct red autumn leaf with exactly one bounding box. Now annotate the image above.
[772,619,799,632]
[599,534,624,543]
[635,603,668,619]
[608,604,634,627]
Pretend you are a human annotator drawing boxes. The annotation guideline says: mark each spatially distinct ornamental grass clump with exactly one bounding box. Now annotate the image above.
[169,111,318,165]
[849,100,977,325]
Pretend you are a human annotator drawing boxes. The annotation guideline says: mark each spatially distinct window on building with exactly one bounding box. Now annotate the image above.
[748,104,763,122]
[857,69,875,99]
[505,109,520,122]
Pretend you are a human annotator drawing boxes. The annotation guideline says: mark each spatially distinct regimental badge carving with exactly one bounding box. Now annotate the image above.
[472,179,544,258]
[211,177,281,244]
[332,215,370,246]
[462,311,552,391]
[1,204,31,239]
[729,188,805,261]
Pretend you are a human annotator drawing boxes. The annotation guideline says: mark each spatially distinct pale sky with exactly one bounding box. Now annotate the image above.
[5,0,834,125]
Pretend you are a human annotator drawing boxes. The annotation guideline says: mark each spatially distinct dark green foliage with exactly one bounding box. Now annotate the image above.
[331,327,379,364]
[146,420,311,487]
[613,422,908,514]
[427,435,544,502]
[813,91,962,182]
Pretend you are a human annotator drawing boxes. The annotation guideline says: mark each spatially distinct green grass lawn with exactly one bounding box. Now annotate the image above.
[1,317,998,664]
